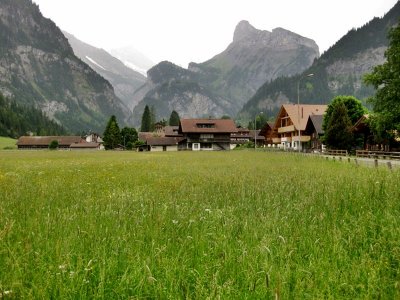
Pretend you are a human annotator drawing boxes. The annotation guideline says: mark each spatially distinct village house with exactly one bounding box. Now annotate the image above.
[273,104,327,150]
[259,122,278,146]
[178,118,238,151]
[304,114,325,151]
[138,126,184,152]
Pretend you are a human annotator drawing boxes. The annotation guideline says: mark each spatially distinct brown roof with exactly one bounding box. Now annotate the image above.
[138,132,162,141]
[259,122,275,136]
[274,104,327,131]
[179,119,238,133]
[17,136,82,146]
[69,142,100,148]
[146,137,184,146]
[352,114,369,132]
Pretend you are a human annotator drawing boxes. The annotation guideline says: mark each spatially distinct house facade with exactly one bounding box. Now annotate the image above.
[273,104,327,150]
[178,119,238,151]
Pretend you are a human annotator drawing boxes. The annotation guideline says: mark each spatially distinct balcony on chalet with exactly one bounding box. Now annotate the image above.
[272,137,281,144]
[277,125,295,133]
[281,137,292,142]
[292,135,311,142]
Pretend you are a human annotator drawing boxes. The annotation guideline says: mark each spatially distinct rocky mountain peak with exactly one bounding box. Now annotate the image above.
[233,20,269,43]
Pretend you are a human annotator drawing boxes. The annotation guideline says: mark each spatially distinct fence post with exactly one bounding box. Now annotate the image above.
[374,159,378,168]
[355,159,358,166]
[387,161,392,171]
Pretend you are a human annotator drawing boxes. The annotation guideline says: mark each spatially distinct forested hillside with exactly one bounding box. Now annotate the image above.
[0,93,66,138]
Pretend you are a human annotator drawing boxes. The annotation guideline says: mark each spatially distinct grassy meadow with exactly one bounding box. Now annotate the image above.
[0,137,16,150]
[0,150,399,298]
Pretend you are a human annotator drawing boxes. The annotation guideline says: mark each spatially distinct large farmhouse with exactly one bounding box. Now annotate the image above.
[273,104,327,150]
[178,119,238,151]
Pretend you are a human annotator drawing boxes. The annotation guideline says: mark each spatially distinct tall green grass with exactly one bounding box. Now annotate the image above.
[0,151,399,298]
[0,137,16,150]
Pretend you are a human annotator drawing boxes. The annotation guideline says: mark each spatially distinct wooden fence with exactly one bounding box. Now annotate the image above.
[325,149,348,156]
[356,150,400,160]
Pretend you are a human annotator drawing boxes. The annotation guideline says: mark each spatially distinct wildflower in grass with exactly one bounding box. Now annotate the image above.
[59,264,67,272]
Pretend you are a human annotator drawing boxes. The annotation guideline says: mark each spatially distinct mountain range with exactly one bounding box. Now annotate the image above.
[130,21,320,125]
[0,0,398,133]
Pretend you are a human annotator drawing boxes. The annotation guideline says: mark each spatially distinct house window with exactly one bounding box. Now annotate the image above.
[200,134,214,139]
[197,123,215,128]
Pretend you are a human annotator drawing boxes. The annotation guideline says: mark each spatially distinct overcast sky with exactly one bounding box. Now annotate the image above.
[32,0,398,68]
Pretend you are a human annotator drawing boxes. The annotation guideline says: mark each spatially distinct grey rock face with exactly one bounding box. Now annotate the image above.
[189,20,319,111]
[0,0,129,133]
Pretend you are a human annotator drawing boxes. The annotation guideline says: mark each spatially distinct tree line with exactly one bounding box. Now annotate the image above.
[0,92,66,138]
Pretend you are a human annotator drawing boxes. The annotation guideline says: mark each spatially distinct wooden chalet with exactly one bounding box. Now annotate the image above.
[352,114,379,150]
[273,104,327,150]
[178,119,238,151]
[304,114,325,151]
[259,122,278,145]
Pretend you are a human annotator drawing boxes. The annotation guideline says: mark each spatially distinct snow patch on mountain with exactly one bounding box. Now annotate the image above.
[85,56,106,70]
[121,61,148,77]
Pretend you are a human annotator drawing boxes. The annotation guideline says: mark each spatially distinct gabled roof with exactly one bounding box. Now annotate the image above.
[306,114,325,135]
[179,119,238,133]
[16,136,82,146]
[259,122,275,136]
[274,104,327,131]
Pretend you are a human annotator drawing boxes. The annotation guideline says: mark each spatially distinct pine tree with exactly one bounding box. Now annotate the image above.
[168,110,180,126]
[140,105,152,132]
[324,102,353,151]
[103,115,122,150]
